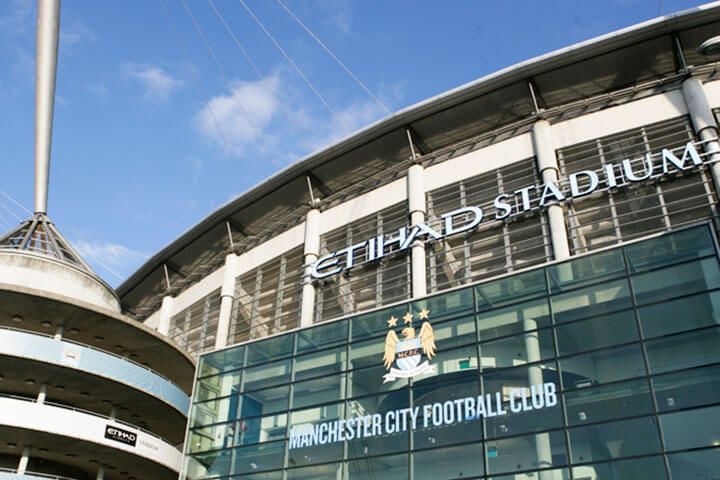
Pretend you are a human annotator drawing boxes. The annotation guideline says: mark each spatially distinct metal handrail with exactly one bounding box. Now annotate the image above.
[0,325,182,387]
[0,467,78,480]
[0,393,181,451]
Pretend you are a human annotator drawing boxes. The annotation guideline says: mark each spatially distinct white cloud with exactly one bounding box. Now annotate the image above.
[195,74,281,156]
[88,82,108,96]
[74,239,148,282]
[123,63,182,101]
[0,0,32,34]
[60,20,95,53]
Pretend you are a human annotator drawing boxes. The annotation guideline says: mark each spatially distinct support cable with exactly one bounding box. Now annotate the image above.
[0,189,32,216]
[237,0,343,125]
[275,0,391,115]
[179,0,260,136]
[206,0,302,135]
[158,0,231,152]
[0,199,22,222]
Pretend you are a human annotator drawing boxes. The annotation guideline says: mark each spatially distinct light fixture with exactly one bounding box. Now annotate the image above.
[6,443,16,449]
[24,379,35,385]
[41,321,52,328]
[94,336,104,342]
[11,315,22,323]
[698,36,720,56]
[69,328,79,335]
[55,385,64,391]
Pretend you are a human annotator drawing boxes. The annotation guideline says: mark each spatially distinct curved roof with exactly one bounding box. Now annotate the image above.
[118,2,720,318]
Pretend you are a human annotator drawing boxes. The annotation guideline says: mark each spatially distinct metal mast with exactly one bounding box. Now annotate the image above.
[34,0,61,214]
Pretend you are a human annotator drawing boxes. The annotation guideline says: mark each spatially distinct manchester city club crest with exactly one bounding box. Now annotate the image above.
[382,308,437,383]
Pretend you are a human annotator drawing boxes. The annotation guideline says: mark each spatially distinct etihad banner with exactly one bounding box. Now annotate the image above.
[311,142,705,280]
[289,382,558,450]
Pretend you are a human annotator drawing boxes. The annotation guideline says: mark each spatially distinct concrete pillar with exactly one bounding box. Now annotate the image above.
[17,447,30,474]
[532,120,570,261]
[37,384,47,404]
[682,77,720,194]
[215,253,239,349]
[109,406,117,420]
[300,208,321,328]
[53,325,63,340]
[408,163,428,298]
[157,295,174,336]
[96,466,104,480]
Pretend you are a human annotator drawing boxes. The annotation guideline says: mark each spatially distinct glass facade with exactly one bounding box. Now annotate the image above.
[184,224,720,480]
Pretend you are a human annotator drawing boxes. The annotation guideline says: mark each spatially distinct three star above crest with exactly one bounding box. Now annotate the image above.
[387,310,431,328]
[387,316,398,327]
[403,312,413,324]
[418,308,430,320]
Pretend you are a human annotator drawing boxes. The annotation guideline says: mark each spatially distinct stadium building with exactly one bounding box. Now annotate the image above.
[118,3,720,480]
[0,2,193,479]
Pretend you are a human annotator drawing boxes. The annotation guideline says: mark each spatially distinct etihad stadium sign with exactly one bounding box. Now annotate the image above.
[311,142,705,279]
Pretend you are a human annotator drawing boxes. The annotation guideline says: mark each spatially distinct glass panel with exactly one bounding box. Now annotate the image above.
[292,374,345,410]
[551,279,632,324]
[244,359,292,392]
[572,456,668,480]
[345,453,408,480]
[482,362,559,395]
[432,315,477,351]
[487,467,570,480]
[194,370,242,402]
[485,430,567,475]
[346,390,410,458]
[294,345,346,382]
[413,443,485,480]
[569,416,661,463]
[547,249,625,293]
[660,405,720,451]
[187,421,235,454]
[296,319,347,354]
[412,374,482,449]
[559,344,646,389]
[191,395,241,428]
[419,344,478,383]
[351,304,408,342]
[242,385,290,418]
[186,450,232,478]
[477,298,550,342]
[563,378,653,426]
[246,334,294,366]
[668,447,720,480]
[555,309,638,356]
[625,225,715,273]
[287,463,343,479]
[412,287,474,322]
[287,401,345,466]
[347,364,408,398]
[237,413,287,446]
[638,290,720,338]
[652,364,720,412]
[476,269,547,311]
[349,336,384,371]
[231,441,286,474]
[631,258,720,306]
[198,346,244,377]
[480,329,555,370]
[645,327,720,374]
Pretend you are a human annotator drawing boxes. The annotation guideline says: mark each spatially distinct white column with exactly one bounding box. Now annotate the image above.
[17,447,30,474]
[96,466,105,480]
[157,295,174,336]
[215,253,239,349]
[682,77,720,193]
[37,384,47,404]
[532,120,570,261]
[300,208,320,328]
[408,163,428,298]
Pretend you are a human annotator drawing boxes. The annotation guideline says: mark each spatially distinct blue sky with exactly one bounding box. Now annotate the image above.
[0,0,708,285]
